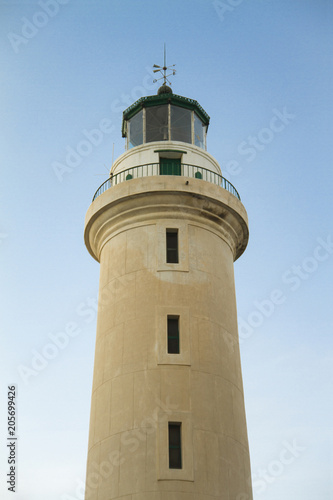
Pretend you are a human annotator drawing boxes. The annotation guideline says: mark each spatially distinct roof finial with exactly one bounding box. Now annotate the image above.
[153,43,176,88]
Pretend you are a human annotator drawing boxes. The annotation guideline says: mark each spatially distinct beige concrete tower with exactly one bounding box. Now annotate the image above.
[84,83,252,500]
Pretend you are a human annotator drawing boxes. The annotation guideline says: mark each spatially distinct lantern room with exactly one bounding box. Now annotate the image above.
[122,84,210,150]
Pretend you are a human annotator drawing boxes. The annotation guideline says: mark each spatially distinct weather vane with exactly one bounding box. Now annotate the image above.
[153,44,176,86]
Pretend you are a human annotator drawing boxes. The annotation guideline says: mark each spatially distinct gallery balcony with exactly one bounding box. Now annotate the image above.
[92,163,241,202]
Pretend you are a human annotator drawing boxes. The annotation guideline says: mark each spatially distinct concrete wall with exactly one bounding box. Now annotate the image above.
[111,141,222,176]
[84,176,252,500]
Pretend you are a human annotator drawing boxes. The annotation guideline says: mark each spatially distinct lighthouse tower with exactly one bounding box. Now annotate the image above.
[84,78,252,500]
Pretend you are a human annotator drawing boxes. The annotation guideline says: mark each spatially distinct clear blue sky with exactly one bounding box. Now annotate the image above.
[1,1,332,499]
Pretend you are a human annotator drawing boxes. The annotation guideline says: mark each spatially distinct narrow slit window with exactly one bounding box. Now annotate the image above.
[167,316,179,354]
[166,229,178,263]
[168,422,182,469]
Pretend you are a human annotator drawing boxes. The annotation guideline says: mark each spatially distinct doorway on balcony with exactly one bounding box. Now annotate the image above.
[160,157,181,176]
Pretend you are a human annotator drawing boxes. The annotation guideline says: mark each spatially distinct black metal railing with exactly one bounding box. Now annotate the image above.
[92,163,241,201]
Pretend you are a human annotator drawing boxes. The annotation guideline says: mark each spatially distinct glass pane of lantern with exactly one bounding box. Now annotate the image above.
[128,110,143,148]
[171,106,191,143]
[146,105,169,142]
[194,113,204,148]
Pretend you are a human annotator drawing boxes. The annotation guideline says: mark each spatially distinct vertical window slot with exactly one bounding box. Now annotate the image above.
[167,316,180,354]
[166,229,178,263]
[168,422,182,469]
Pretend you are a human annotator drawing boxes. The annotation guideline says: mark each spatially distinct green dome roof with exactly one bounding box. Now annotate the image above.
[157,84,173,95]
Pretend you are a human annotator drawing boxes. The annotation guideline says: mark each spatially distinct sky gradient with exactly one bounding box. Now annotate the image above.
[1,1,332,499]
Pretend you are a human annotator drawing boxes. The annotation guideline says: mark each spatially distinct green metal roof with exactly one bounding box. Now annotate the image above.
[122,92,210,137]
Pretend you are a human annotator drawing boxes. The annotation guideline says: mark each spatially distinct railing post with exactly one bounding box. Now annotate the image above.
[92,163,240,202]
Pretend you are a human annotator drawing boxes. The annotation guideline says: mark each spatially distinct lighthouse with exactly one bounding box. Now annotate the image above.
[83,70,252,499]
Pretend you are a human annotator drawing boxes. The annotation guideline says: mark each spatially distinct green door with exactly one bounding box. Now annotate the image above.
[160,158,181,176]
